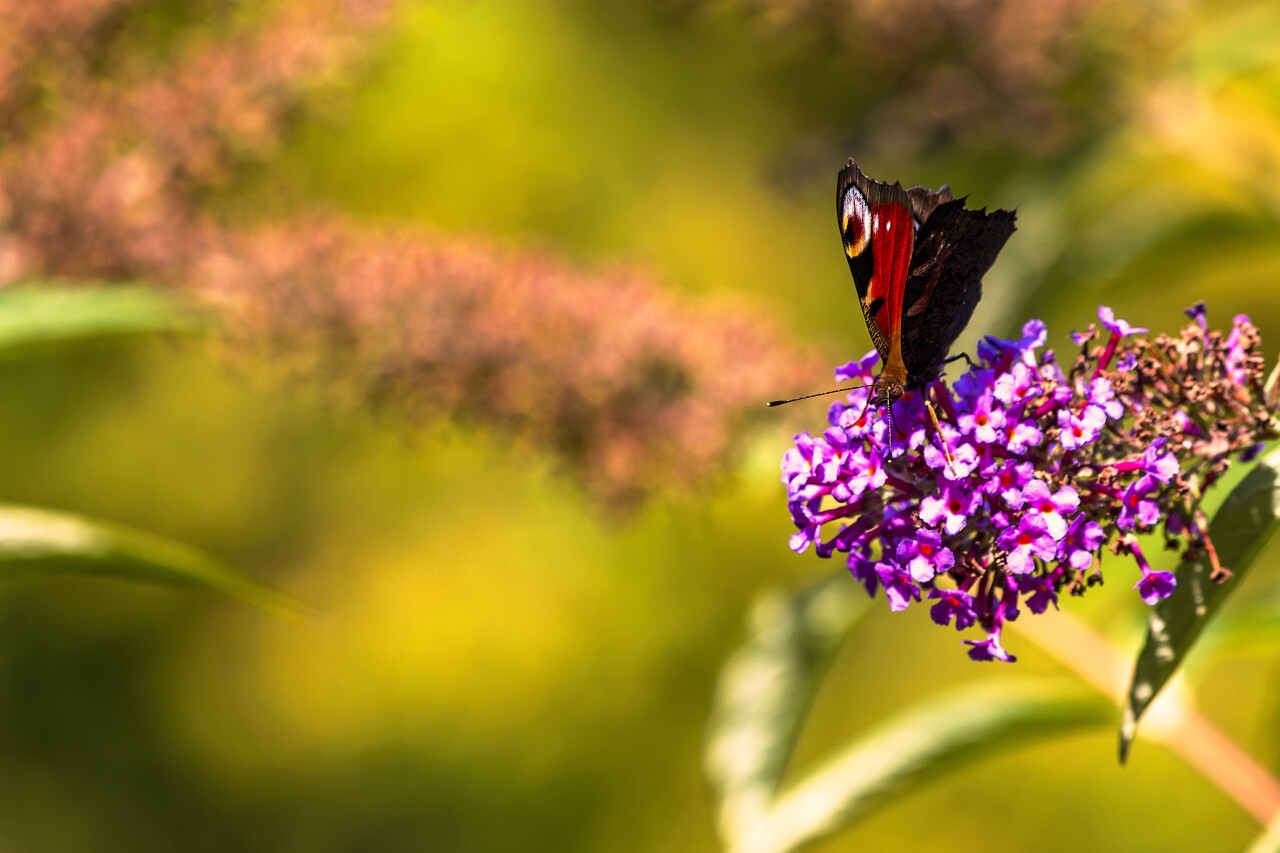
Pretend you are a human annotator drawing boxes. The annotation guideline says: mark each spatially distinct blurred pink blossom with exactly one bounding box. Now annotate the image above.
[0,0,820,506]
[195,222,814,505]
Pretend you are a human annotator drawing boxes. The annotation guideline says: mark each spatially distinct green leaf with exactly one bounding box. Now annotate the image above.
[1199,581,1280,656]
[704,572,868,845]
[1120,446,1280,762]
[0,505,305,617]
[726,680,1111,853]
[0,284,199,356]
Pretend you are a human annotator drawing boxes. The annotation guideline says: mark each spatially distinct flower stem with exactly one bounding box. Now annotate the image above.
[1012,610,1280,824]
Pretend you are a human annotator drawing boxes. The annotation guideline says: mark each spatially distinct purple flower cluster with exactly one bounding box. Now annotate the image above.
[783,306,1279,661]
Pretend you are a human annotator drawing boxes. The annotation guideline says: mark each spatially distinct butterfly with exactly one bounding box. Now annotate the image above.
[837,159,1017,409]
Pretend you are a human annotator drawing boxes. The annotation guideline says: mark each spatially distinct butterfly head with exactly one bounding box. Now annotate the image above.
[871,375,905,408]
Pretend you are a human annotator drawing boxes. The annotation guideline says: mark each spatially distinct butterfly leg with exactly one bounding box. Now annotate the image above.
[943,352,977,370]
[924,398,957,473]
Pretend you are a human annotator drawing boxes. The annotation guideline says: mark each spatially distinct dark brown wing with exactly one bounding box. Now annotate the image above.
[906,183,953,224]
[899,199,1017,388]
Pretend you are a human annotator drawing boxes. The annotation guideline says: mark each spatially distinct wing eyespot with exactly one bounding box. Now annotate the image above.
[841,185,871,258]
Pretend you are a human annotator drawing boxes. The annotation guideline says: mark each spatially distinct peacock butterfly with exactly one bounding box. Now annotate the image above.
[837,158,1017,408]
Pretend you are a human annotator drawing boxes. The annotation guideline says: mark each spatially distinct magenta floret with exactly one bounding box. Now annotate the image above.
[781,308,1280,660]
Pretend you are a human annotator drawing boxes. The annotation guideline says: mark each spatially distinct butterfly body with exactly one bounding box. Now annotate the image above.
[837,159,1017,407]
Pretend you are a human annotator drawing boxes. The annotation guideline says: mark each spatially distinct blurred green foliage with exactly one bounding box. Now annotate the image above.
[6,0,1280,851]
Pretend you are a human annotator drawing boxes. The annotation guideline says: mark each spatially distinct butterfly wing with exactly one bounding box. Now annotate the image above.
[837,160,918,366]
[906,182,954,224]
[899,199,1017,388]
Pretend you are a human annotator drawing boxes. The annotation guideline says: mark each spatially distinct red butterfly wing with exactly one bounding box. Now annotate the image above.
[837,161,916,367]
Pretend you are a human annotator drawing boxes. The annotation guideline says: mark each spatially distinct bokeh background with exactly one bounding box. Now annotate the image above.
[1,0,1279,850]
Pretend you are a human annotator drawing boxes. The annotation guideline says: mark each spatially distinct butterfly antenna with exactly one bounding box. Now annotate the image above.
[767,383,871,407]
